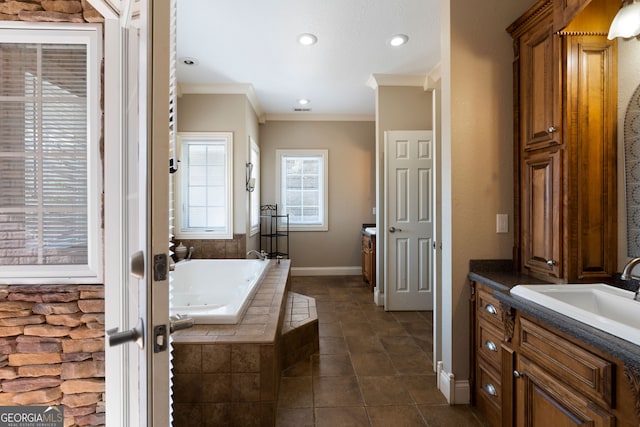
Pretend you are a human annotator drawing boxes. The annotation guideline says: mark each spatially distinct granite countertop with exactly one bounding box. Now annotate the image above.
[469,260,640,370]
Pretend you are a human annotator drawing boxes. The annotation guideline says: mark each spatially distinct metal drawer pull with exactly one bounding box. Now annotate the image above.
[547,126,557,134]
[483,383,498,397]
[484,340,497,352]
[513,370,522,378]
[484,304,497,315]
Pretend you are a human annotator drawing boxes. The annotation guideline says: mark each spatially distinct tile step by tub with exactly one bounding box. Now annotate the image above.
[281,292,319,369]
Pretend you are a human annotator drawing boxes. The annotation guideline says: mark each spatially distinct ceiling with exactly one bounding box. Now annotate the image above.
[176,0,441,120]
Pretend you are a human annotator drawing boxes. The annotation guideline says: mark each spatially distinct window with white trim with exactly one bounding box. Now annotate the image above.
[0,23,102,284]
[276,149,328,231]
[176,132,233,239]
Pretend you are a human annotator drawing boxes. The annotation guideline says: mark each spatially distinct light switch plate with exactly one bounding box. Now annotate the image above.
[496,214,509,233]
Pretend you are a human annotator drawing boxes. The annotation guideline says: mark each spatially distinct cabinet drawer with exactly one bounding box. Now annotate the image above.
[477,319,502,369]
[518,316,613,407]
[477,356,502,411]
[476,286,503,328]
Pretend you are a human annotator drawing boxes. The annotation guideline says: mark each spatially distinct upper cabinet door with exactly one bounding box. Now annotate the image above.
[519,13,562,152]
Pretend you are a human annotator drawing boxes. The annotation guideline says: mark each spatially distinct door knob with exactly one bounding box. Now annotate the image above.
[389,226,402,233]
[107,317,144,349]
[130,250,145,279]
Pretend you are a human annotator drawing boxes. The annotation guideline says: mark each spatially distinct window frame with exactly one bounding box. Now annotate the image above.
[175,132,234,240]
[249,137,260,236]
[0,22,103,284]
[276,149,328,232]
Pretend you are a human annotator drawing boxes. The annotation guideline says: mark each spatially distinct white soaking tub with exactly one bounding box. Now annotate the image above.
[170,259,270,324]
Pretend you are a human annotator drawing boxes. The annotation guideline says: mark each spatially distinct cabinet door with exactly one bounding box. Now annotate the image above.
[522,149,562,279]
[520,14,561,151]
[565,35,617,281]
[516,355,614,427]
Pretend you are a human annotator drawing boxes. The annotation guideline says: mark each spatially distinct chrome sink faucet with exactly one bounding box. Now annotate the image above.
[621,257,640,301]
[247,250,268,260]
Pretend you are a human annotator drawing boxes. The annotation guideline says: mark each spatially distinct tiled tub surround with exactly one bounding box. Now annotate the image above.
[0,284,105,427]
[172,260,312,426]
[174,234,247,260]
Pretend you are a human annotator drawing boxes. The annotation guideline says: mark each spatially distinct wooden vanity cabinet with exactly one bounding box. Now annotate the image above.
[471,280,640,427]
[361,232,375,291]
[509,0,618,283]
[471,282,514,427]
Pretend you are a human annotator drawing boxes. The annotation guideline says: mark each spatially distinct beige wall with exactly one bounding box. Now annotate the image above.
[374,85,433,294]
[177,93,260,246]
[442,0,531,388]
[260,120,375,269]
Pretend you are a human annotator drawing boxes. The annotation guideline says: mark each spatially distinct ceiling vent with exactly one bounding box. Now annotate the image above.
[293,108,312,112]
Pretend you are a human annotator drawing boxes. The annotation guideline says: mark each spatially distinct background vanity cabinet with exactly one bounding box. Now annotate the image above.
[361,230,375,291]
[508,0,618,282]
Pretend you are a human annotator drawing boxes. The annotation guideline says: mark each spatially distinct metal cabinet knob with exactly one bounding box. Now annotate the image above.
[484,304,497,315]
[484,340,498,352]
[547,126,557,134]
[513,370,522,378]
[546,259,556,267]
[483,383,498,397]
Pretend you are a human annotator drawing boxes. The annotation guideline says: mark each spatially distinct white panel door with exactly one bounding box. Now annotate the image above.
[384,131,434,311]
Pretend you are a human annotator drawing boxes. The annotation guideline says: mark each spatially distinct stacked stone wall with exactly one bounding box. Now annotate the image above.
[0,285,105,426]
[0,0,103,23]
[0,2,106,427]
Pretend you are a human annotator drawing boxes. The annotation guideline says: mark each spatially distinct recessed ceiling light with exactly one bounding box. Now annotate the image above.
[297,33,318,46]
[180,57,199,66]
[298,98,310,106]
[389,34,409,47]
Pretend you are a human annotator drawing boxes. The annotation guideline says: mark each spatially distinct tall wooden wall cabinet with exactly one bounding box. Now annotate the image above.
[508,0,619,283]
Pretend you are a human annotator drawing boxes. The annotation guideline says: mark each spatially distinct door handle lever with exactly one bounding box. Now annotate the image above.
[170,314,194,333]
[389,226,402,233]
[107,317,144,349]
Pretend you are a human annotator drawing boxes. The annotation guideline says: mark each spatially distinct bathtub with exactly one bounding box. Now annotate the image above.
[170,259,270,324]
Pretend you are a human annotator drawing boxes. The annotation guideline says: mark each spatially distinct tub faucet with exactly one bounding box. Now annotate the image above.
[186,246,195,261]
[621,257,640,301]
[247,250,268,260]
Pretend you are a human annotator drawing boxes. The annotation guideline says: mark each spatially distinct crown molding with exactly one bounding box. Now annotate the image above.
[178,83,266,122]
[264,113,374,122]
[366,73,428,90]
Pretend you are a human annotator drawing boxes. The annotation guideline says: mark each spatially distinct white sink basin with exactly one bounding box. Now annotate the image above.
[510,284,640,346]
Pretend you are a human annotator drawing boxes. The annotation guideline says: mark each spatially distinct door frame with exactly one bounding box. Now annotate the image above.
[102,0,172,425]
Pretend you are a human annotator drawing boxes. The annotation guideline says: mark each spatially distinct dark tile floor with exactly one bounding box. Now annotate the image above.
[275,275,489,427]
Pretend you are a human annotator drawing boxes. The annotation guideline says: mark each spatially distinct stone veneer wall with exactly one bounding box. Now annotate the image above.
[0,2,106,427]
[0,285,105,426]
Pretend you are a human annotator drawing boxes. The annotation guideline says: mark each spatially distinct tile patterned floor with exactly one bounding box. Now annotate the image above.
[275,275,489,427]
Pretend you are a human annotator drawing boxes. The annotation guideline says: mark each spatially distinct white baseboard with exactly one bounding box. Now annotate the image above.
[437,361,470,405]
[290,266,362,276]
[373,287,384,306]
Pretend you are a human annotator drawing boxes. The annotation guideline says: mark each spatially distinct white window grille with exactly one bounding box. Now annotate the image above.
[175,132,233,239]
[276,149,328,231]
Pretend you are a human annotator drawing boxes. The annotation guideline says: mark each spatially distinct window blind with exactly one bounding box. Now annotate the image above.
[0,42,89,266]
